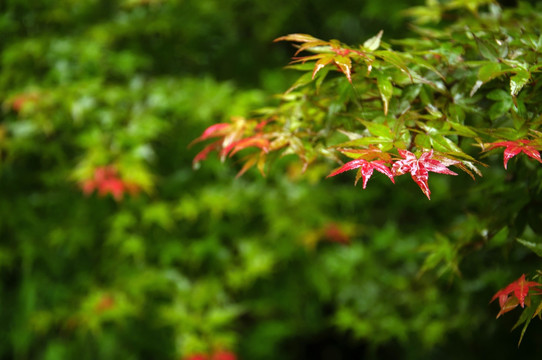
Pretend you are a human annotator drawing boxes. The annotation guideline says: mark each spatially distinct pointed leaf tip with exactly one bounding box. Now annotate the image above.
[392,150,458,199]
[274,33,321,43]
[363,30,383,51]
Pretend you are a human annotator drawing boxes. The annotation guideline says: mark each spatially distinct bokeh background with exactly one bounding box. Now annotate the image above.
[1,0,542,359]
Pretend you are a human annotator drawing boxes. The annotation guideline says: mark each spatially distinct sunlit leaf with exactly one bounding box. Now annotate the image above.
[517,239,542,258]
[334,56,353,83]
[473,34,500,61]
[360,120,393,139]
[363,30,383,51]
[510,70,530,96]
[377,74,393,115]
[477,62,501,83]
[312,56,334,79]
[274,33,322,43]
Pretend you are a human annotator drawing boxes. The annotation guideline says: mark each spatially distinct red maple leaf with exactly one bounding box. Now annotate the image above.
[221,136,270,159]
[190,123,231,146]
[191,119,270,173]
[327,158,394,189]
[491,274,541,308]
[486,139,542,169]
[391,149,458,200]
[491,274,542,318]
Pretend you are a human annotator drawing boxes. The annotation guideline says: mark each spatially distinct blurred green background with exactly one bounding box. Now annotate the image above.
[1,0,542,359]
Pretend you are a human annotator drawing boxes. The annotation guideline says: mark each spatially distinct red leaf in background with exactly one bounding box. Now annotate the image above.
[486,139,542,169]
[323,223,350,245]
[81,179,97,195]
[11,93,39,112]
[211,350,237,360]
[98,177,126,201]
[392,149,458,200]
[94,165,117,182]
[80,165,139,201]
[184,354,209,360]
[491,274,541,312]
[327,158,394,189]
[95,294,115,313]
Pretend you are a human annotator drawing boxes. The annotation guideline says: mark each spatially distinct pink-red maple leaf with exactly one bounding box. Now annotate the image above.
[327,158,395,189]
[486,139,542,169]
[391,149,458,200]
[221,136,270,159]
[491,274,541,318]
[193,141,222,167]
[190,123,231,145]
[191,120,270,172]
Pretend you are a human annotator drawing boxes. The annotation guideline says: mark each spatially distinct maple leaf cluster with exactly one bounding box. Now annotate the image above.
[190,117,271,177]
[191,29,542,201]
[491,274,542,318]
[274,31,382,86]
[192,120,542,200]
[327,148,458,200]
[80,165,139,201]
[325,138,542,199]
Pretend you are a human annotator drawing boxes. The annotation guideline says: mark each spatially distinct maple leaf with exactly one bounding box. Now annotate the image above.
[193,141,222,168]
[275,34,365,83]
[327,158,394,189]
[485,139,542,169]
[491,274,541,316]
[494,296,520,318]
[189,123,231,146]
[222,136,270,159]
[391,149,458,200]
[191,117,271,172]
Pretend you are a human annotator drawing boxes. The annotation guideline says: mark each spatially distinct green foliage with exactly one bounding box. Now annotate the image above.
[193,0,542,349]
